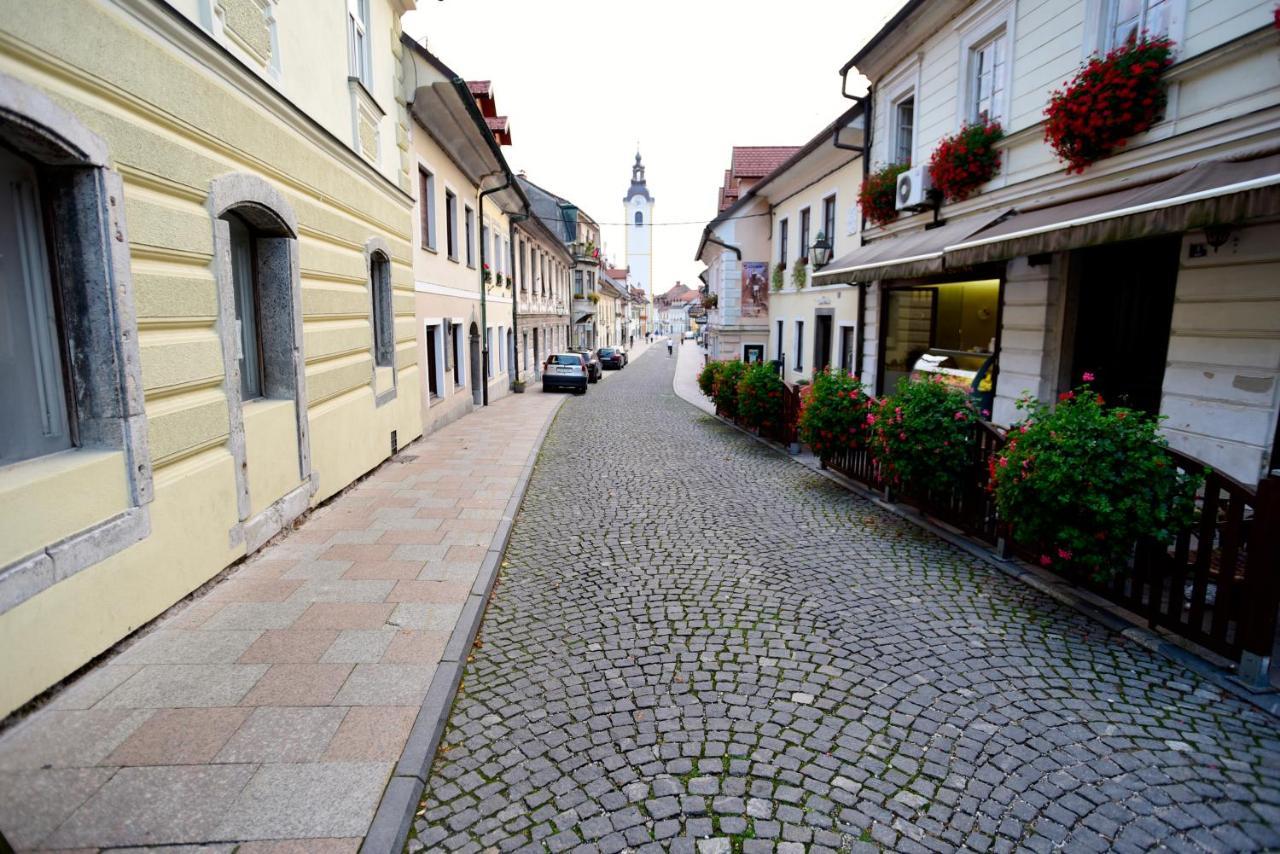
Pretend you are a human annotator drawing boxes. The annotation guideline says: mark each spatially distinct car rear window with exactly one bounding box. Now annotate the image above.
[599,348,616,355]
[549,355,582,366]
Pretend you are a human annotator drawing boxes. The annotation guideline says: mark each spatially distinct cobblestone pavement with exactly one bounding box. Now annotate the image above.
[409,350,1280,854]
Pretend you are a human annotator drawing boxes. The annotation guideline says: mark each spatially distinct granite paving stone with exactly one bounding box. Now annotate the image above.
[406,345,1280,852]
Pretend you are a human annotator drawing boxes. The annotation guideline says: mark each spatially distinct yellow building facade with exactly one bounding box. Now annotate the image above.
[0,0,421,717]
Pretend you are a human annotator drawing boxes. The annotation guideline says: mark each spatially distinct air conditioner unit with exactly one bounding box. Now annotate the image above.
[895,165,934,211]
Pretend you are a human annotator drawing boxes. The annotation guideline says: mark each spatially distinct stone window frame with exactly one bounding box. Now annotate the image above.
[0,72,153,614]
[364,235,398,405]
[207,173,312,552]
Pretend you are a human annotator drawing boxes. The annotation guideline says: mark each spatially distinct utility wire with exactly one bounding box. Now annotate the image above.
[517,210,774,228]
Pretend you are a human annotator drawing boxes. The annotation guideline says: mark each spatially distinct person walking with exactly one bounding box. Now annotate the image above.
[666,336,673,358]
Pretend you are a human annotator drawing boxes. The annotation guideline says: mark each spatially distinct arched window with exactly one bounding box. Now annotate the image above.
[369,250,393,367]
[634,211,643,228]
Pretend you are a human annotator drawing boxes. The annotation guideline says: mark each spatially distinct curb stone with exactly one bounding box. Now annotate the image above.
[361,392,569,854]
[676,386,1280,722]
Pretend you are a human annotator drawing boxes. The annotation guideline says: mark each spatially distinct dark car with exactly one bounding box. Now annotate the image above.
[598,347,627,370]
[542,353,589,394]
[570,348,602,382]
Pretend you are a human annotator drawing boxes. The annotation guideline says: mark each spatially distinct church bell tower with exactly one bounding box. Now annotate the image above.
[624,150,654,303]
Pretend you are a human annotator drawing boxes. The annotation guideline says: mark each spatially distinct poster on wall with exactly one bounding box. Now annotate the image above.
[741,262,769,318]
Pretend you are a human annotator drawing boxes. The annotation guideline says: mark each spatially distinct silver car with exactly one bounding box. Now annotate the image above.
[542,353,589,394]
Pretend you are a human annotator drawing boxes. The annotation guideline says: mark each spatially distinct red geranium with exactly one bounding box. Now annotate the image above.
[928,119,1003,202]
[1044,35,1174,173]
[858,162,910,227]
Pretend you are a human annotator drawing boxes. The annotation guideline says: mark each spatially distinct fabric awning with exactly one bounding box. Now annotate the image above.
[945,154,1280,268]
[812,209,1011,286]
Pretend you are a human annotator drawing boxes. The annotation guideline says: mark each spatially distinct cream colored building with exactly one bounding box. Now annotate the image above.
[402,38,527,434]
[759,109,865,382]
[513,213,572,381]
[0,0,420,716]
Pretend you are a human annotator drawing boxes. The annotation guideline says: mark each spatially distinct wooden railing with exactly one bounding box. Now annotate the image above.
[820,419,1280,679]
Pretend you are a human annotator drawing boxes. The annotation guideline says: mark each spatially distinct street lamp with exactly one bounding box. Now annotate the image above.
[811,232,833,269]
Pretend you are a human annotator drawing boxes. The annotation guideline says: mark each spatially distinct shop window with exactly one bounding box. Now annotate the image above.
[880,280,1000,396]
[426,324,440,399]
[453,322,464,387]
[840,326,856,374]
[227,214,264,399]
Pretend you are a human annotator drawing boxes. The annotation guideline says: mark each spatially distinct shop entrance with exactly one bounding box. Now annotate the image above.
[1067,236,1179,414]
[878,279,1000,397]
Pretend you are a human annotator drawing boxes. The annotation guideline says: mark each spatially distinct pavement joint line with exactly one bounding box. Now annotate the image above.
[675,382,1280,723]
[361,389,569,854]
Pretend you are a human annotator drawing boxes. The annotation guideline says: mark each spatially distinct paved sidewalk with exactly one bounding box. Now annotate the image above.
[0,387,565,852]
[673,339,714,414]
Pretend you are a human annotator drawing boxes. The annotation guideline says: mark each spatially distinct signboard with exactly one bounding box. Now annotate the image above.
[741,261,769,318]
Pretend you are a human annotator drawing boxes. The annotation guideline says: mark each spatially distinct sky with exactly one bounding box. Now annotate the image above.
[402,0,904,296]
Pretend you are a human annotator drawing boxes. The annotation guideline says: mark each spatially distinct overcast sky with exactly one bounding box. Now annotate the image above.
[402,0,902,295]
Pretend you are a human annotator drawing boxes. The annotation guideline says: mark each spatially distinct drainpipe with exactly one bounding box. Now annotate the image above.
[478,174,511,406]
[508,211,529,384]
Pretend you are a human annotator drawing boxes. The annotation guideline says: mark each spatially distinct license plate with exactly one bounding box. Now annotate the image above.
[554,366,573,374]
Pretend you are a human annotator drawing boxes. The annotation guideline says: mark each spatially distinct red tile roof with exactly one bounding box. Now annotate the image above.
[467,81,492,96]
[606,266,629,281]
[731,146,802,178]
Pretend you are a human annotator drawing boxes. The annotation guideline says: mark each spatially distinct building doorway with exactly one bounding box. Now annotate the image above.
[1068,236,1180,414]
[814,313,834,373]
[425,324,439,399]
[469,322,482,405]
[532,328,540,376]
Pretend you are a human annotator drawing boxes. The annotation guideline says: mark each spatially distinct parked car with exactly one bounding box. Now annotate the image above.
[542,353,588,394]
[598,347,627,370]
[683,331,696,340]
[570,347,602,382]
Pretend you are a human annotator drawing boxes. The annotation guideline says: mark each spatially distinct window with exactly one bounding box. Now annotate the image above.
[575,270,584,298]
[445,190,457,260]
[794,321,805,371]
[519,239,527,291]
[822,196,836,253]
[799,208,811,263]
[1,147,71,463]
[486,327,493,378]
[840,326,856,374]
[426,325,440,398]
[347,0,371,88]
[464,206,475,267]
[894,96,915,165]
[418,168,435,250]
[369,250,393,367]
[635,211,643,227]
[969,31,1008,123]
[227,214,264,399]
[452,323,464,386]
[1108,0,1171,48]
[779,218,789,268]
[776,320,784,361]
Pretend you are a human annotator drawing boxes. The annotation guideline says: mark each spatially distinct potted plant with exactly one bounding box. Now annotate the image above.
[736,361,786,433]
[991,377,1199,580]
[791,258,808,290]
[858,163,910,227]
[929,119,1004,202]
[702,293,718,309]
[1044,35,1175,173]
[482,263,492,285]
[797,368,875,461]
[511,379,526,394]
[587,291,601,304]
[870,375,981,498]
[711,359,747,419]
[770,263,786,292]
[697,360,723,399]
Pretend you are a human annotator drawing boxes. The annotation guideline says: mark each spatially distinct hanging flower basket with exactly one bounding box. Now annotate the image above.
[482,264,492,285]
[858,163,909,227]
[791,258,808,290]
[770,263,785,292]
[929,119,1004,202]
[1044,36,1175,174]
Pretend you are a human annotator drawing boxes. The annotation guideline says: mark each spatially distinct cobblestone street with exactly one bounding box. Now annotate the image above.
[411,349,1280,854]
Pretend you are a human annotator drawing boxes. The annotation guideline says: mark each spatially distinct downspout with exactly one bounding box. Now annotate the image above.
[477,174,511,406]
[836,79,870,380]
[508,211,529,385]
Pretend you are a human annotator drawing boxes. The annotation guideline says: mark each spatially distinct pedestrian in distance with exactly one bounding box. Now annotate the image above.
[666,337,673,358]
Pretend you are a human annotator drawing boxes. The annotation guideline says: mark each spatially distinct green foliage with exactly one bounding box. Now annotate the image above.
[771,263,785,292]
[870,375,980,496]
[797,368,873,459]
[736,362,786,431]
[697,360,723,399]
[711,359,747,419]
[992,383,1199,580]
[858,162,910,227]
[791,258,808,289]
